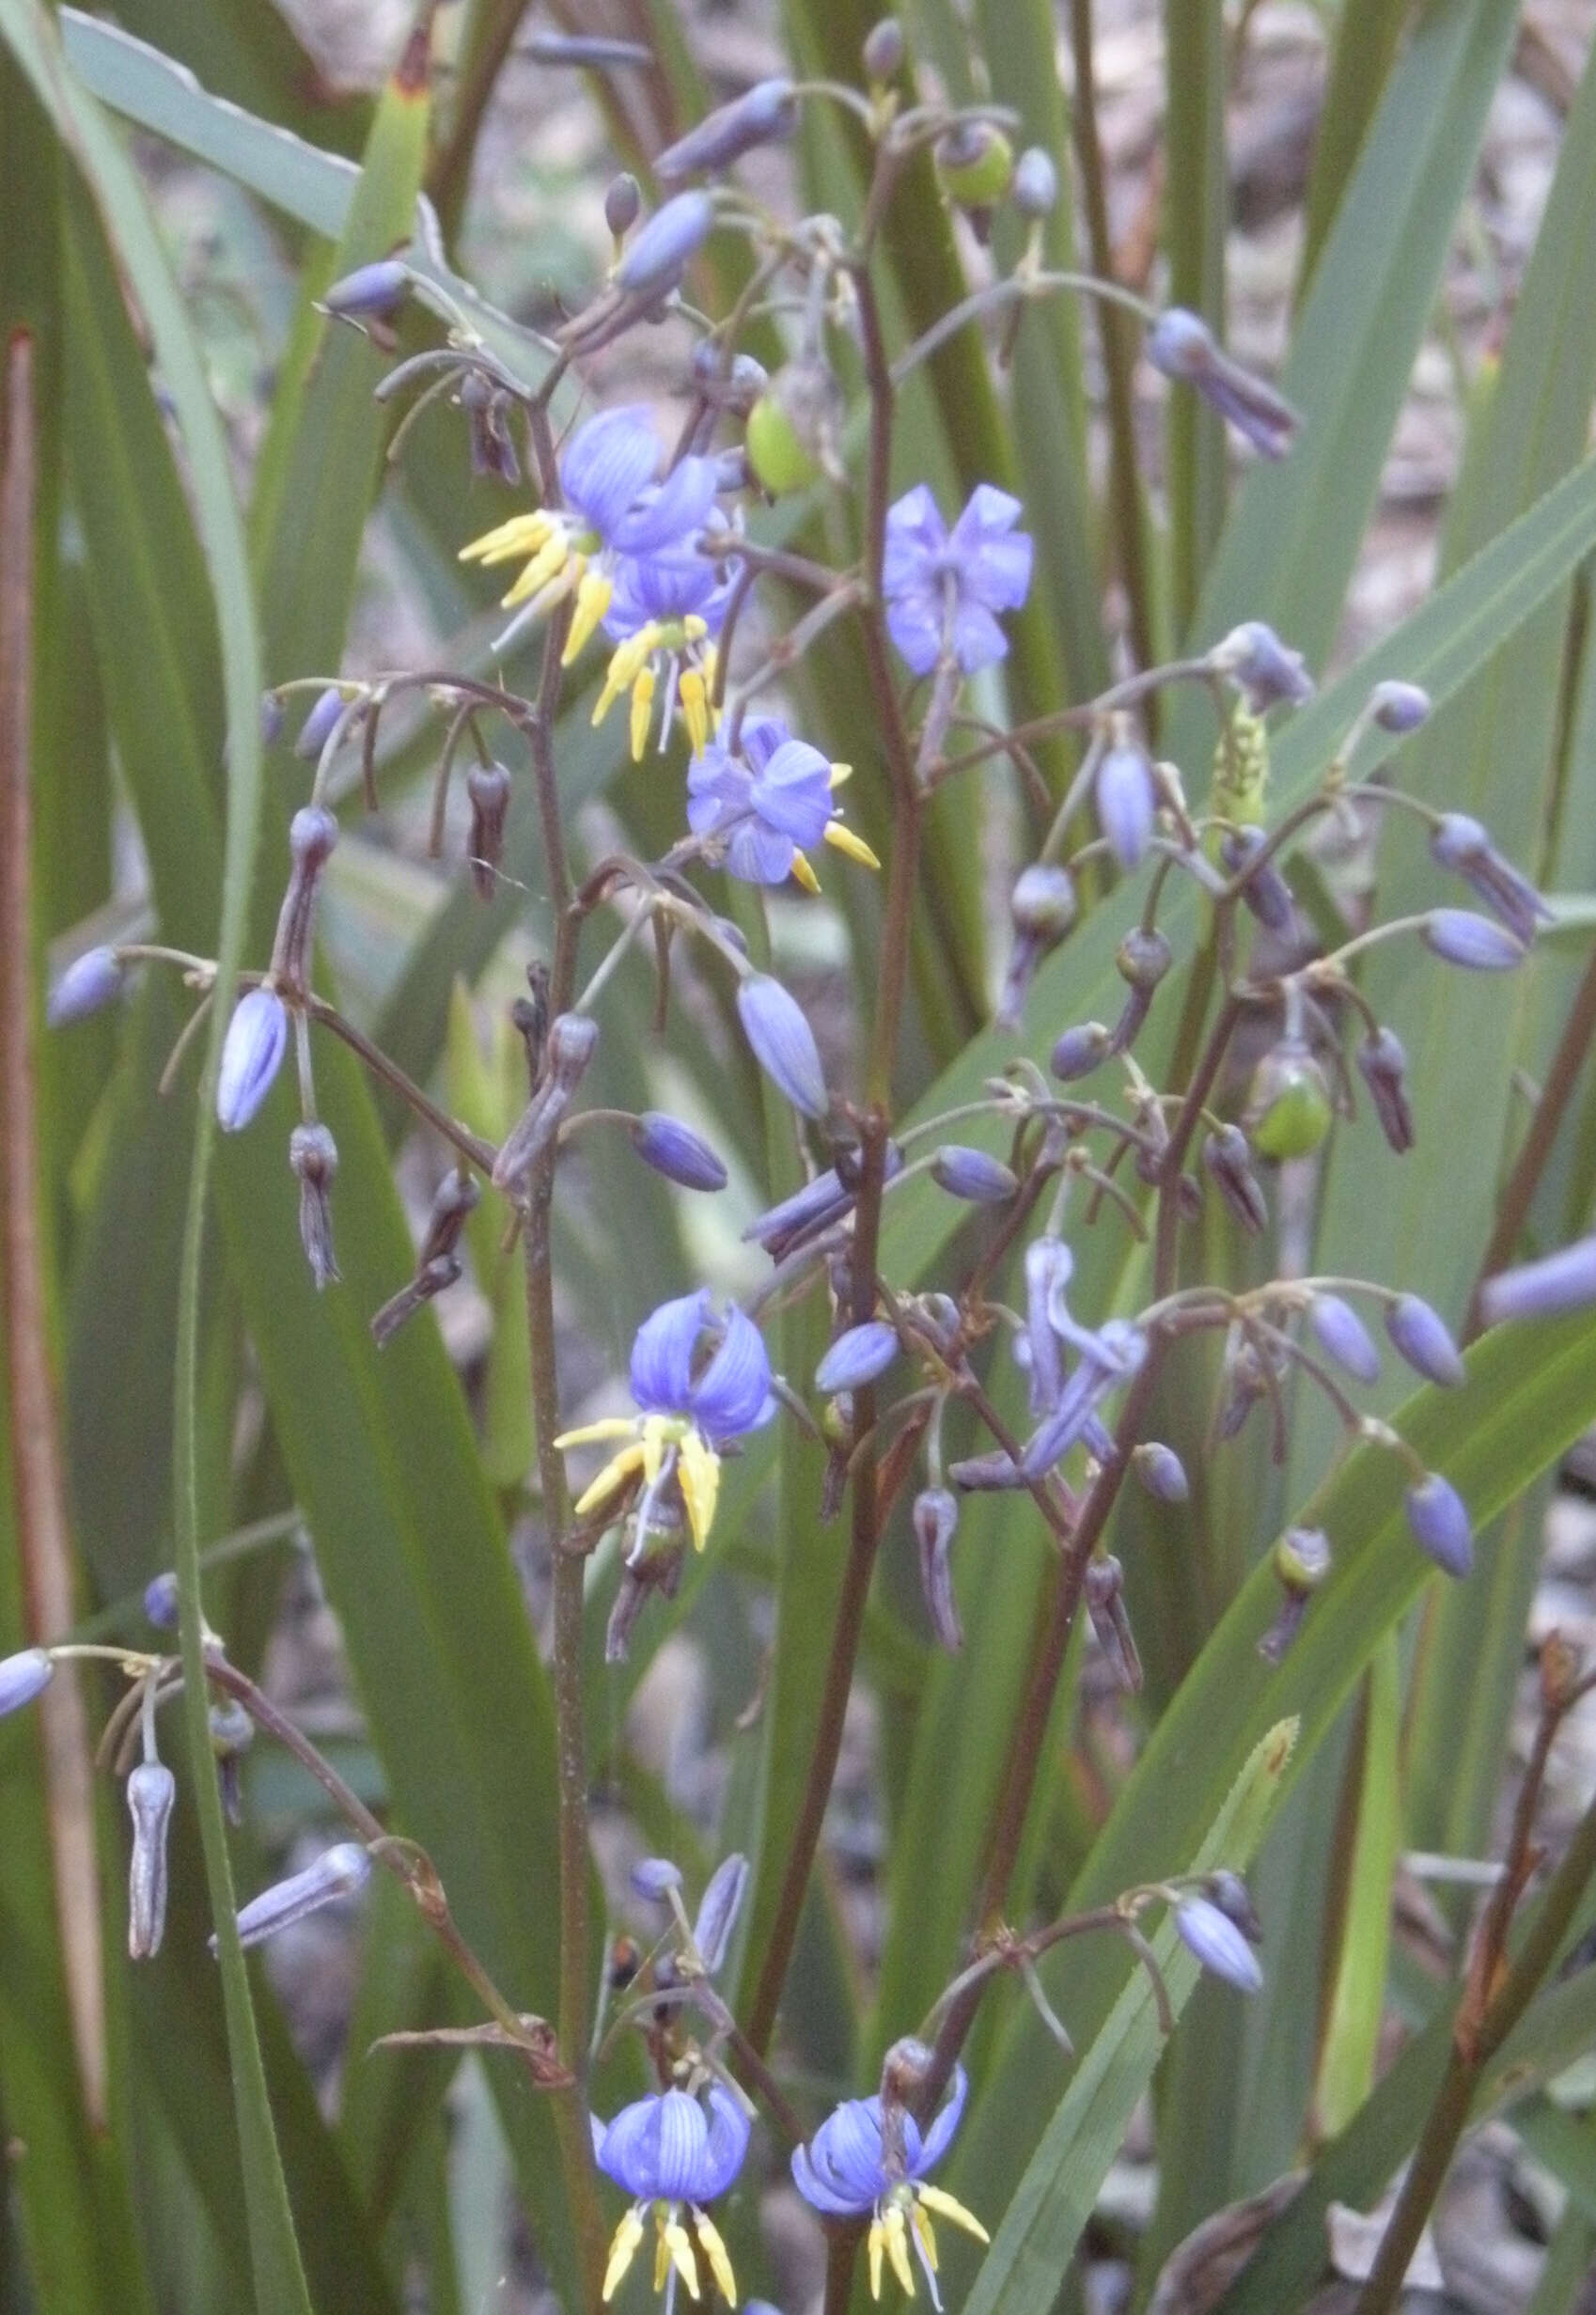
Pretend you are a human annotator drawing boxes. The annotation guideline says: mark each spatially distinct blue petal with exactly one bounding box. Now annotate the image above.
[740,717,793,775]
[883,484,947,592]
[611,455,718,555]
[949,601,1009,674]
[561,407,660,538]
[687,747,752,835]
[791,2142,868,2216]
[884,590,944,677]
[631,1289,711,1414]
[593,2091,663,2195]
[738,976,828,1117]
[726,821,796,884]
[696,2085,753,2199]
[913,2065,968,2175]
[810,2097,888,2201]
[752,740,834,844]
[690,1305,774,1442]
[692,1854,749,1972]
[651,2088,711,2200]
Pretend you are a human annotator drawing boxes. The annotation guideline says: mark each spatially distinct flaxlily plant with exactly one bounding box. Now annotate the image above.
[8,6,1596,2315]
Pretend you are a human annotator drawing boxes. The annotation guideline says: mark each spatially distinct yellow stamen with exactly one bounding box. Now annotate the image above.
[694,2212,737,2305]
[640,1413,672,1489]
[823,821,881,870]
[677,1431,720,1551]
[882,2204,915,2297]
[662,2214,700,2299]
[653,2214,672,2295]
[562,569,614,665]
[630,666,657,762]
[554,1418,637,1450]
[460,509,553,566]
[602,2209,645,2302]
[500,534,569,609]
[909,2202,938,2274]
[683,614,709,644]
[573,1442,646,1519]
[828,760,853,788]
[915,2185,988,2244]
[868,2218,886,2301]
[790,850,821,896]
[680,667,710,757]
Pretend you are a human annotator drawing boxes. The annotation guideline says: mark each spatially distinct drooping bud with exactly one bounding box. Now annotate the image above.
[465,761,512,901]
[1405,1472,1472,1578]
[1176,1895,1263,1992]
[1145,308,1299,461]
[1210,622,1314,713]
[1479,1234,1596,1329]
[1202,1122,1268,1233]
[1386,1294,1465,1387]
[1205,1870,1263,1943]
[1369,680,1431,733]
[613,190,714,299]
[737,975,828,1118]
[293,685,351,760]
[0,1648,54,1716]
[47,945,124,1027]
[219,1841,372,1954]
[321,258,410,321]
[216,988,289,1133]
[1094,736,1158,869]
[1220,827,1294,933]
[289,1122,339,1291]
[126,1760,177,1960]
[1011,147,1058,219]
[1107,925,1172,1056]
[1052,1021,1112,1082]
[656,80,798,181]
[1421,908,1526,971]
[1428,818,1548,947]
[603,172,643,240]
[930,1145,1019,1203]
[1244,1040,1333,1162]
[861,17,904,81]
[935,119,1014,210]
[630,1856,683,1900]
[1308,1293,1380,1384]
[1356,1026,1414,1153]
[144,1572,179,1630]
[692,1854,749,1971]
[815,1321,899,1396]
[493,1011,601,1194]
[630,1113,728,1193]
[913,1489,961,1651]
[998,863,1076,1027]
[1133,1442,1189,1504]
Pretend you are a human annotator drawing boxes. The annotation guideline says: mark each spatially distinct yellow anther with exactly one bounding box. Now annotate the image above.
[823,821,881,870]
[683,614,709,643]
[602,2209,645,2302]
[459,509,553,566]
[562,569,615,665]
[500,533,569,609]
[883,2203,916,2297]
[630,666,657,762]
[677,1431,720,1551]
[828,759,853,788]
[915,2184,988,2244]
[694,2213,737,2305]
[640,1413,673,1488]
[868,2218,885,2301]
[573,1442,646,1519]
[909,2203,938,2274]
[681,667,710,757]
[662,2214,700,2299]
[554,1418,637,1451]
[790,850,822,896]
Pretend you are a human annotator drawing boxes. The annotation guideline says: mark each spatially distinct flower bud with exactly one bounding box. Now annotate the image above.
[861,17,904,80]
[1145,308,1299,459]
[1052,1021,1112,1082]
[1405,1472,1472,1578]
[1205,1870,1263,1943]
[1356,1025,1414,1153]
[1133,1442,1189,1504]
[1369,680,1430,733]
[1011,147,1058,219]
[1479,1234,1596,1329]
[630,1113,728,1193]
[294,685,351,760]
[1176,1895,1263,1992]
[998,863,1076,1027]
[816,1321,899,1395]
[219,1841,371,1954]
[465,760,512,901]
[1307,1293,1380,1384]
[126,1760,176,1960]
[656,80,798,181]
[604,172,642,239]
[738,975,827,1118]
[913,1489,961,1651]
[1220,827,1294,932]
[1386,1293,1464,1387]
[936,119,1014,209]
[1211,622,1314,713]
[144,1572,179,1630]
[947,1449,1024,1491]
[1118,926,1172,993]
[0,1647,53,1716]
[1428,819,1547,947]
[289,1121,339,1291]
[1095,739,1157,869]
[217,988,289,1133]
[630,1856,683,1900]
[47,946,123,1027]
[692,1853,748,1971]
[322,258,409,320]
[614,190,714,298]
[1245,1040,1332,1162]
[1202,1122,1268,1233]
[260,693,286,746]
[1421,908,1526,971]
[930,1145,1018,1203]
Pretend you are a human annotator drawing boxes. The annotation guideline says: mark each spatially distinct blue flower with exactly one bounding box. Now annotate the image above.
[791,2066,986,2304]
[687,717,878,889]
[883,484,1033,677]
[591,540,737,759]
[460,407,719,660]
[555,1290,775,1549]
[593,2084,751,2307]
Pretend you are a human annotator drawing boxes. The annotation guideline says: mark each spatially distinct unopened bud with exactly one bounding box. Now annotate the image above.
[738,975,828,1117]
[816,1321,899,1395]
[127,1760,176,1960]
[293,685,351,760]
[1220,827,1294,932]
[1307,1293,1380,1384]
[465,760,512,900]
[692,1853,749,1971]
[1211,622,1313,713]
[1095,738,1157,869]
[47,946,123,1027]
[1369,680,1430,733]
[1421,908,1526,971]
[1176,1895,1262,1992]
[656,80,798,181]
[630,1113,728,1192]
[1479,1233,1596,1329]
[861,17,904,81]
[1052,1021,1111,1082]
[1012,147,1058,219]
[219,1841,371,1954]
[614,191,714,299]
[289,1122,339,1291]
[0,1648,54,1716]
[144,1572,179,1630]
[322,258,409,320]
[1133,1442,1189,1504]
[604,172,642,239]
[913,1489,961,1650]
[930,1145,1018,1203]
[1386,1294,1464,1387]
[1405,1472,1471,1578]
[217,988,289,1133]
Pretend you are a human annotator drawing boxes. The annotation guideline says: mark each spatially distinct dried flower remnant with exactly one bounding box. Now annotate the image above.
[214,1841,372,1953]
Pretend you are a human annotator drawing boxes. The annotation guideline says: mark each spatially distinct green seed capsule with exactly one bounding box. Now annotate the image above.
[746,392,821,496]
[936,122,1013,208]
[1245,1044,1333,1161]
